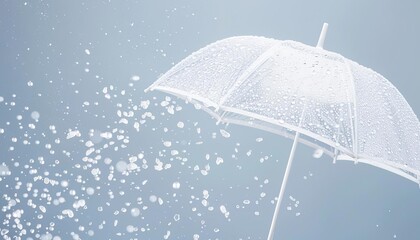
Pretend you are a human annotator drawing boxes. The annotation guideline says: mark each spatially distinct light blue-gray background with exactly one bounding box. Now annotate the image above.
[1,0,419,239]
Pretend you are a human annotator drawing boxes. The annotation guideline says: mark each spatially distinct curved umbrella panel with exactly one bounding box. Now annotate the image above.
[220,42,357,155]
[148,36,278,105]
[349,61,420,174]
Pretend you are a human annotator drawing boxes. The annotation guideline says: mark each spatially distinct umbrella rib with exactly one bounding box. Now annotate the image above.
[343,59,359,158]
[217,43,280,108]
[340,60,357,158]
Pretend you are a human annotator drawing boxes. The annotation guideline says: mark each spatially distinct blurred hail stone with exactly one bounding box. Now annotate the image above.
[0,164,11,176]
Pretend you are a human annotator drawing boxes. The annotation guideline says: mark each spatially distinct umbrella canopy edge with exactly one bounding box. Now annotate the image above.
[148,85,420,184]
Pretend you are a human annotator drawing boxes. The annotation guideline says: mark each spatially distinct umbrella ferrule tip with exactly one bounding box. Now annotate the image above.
[316,22,329,49]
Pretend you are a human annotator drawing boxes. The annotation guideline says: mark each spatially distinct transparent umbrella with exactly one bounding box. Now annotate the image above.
[146,23,420,240]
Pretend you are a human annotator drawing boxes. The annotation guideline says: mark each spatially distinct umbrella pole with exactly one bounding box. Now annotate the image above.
[267,131,300,240]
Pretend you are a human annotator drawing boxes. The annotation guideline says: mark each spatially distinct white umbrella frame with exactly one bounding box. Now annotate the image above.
[146,23,420,240]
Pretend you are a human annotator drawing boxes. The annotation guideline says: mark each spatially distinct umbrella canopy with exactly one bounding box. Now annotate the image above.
[146,27,420,183]
[146,23,420,239]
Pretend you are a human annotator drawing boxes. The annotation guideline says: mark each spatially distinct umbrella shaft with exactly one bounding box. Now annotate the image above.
[267,131,300,240]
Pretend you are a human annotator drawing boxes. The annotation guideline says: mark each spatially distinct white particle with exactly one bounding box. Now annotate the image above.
[131,75,140,81]
[27,81,33,86]
[246,150,252,156]
[127,162,138,171]
[72,199,86,210]
[86,148,95,157]
[164,230,171,239]
[177,121,184,128]
[31,111,40,121]
[130,208,140,217]
[119,118,128,124]
[86,187,95,195]
[134,122,140,132]
[219,129,230,138]
[149,195,157,203]
[154,160,163,171]
[172,181,181,189]
[116,161,128,173]
[85,49,91,55]
[60,180,69,187]
[161,100,169,107]
[100,132,112,139]
[85,141,94,147]
[313,149,324,159]
[140,100,150,109]
[126,225,135,233]
[201,189,209,197]
[66,130,81,139]
[8,200,16,207]
[104,158,112,165]
[0,164,11,176]
[220,205,227,214]
[39,205,46,213]
[62,209,74,218]
[167,105,175,114]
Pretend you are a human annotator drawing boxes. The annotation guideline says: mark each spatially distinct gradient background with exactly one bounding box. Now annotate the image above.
[1,0,419,239]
